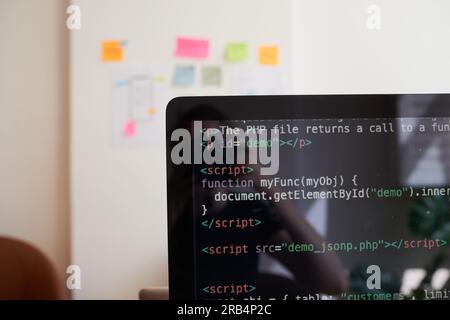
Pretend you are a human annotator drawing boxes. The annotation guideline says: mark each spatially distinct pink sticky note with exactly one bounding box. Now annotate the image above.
[175,37,209,59]
[123,120,136,137]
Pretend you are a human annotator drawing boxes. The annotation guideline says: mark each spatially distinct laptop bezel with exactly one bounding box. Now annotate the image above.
[165,94,450,300]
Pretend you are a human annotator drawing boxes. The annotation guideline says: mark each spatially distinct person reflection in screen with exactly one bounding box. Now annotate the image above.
[168,105,348,299]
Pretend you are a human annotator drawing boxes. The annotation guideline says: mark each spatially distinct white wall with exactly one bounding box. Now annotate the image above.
[0,0,70,280]
[292,0,450,93]
[70,0,292,299]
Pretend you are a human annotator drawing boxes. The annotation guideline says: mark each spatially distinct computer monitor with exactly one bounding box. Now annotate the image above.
[166,95,450,300]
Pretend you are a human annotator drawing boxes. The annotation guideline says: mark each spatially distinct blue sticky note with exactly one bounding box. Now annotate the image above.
[115,79,128,86]
[173,65,195,86]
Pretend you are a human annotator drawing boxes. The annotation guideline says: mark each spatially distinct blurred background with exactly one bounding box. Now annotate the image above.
[1,0,450,299]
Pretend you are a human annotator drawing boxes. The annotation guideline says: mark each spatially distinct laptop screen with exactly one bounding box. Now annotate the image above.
[166,95,450,300]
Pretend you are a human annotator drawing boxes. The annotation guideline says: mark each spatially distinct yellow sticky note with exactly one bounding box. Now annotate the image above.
[259,46,279,65]
[102,41,124,62]
[147,107,157,115]
[154,75,166,83]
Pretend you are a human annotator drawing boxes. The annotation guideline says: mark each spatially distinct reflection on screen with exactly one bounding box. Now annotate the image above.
[192,117,450,300]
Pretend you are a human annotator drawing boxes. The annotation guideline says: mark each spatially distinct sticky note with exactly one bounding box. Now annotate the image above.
[147,107,157,115]
[175,37,209,59]
[225,43,248,62]
[115,79,128,86]
[173,65,195,86]
[123,120,136,137]
[154,75,166,83]
[102,41,124,62]
[202,66,222,86]
[259,45,279,65]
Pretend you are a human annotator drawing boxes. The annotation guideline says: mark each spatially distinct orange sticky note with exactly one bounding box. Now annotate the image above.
[259,46,279,65]
[102,41,124,62]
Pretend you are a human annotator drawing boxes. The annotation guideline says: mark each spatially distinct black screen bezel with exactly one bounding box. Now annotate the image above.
[165,94,450,300]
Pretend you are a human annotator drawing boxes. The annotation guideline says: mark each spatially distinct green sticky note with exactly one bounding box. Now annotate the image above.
[225,42,248,62]
[202,66,222,86]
